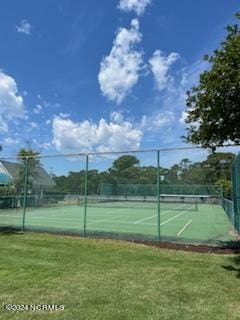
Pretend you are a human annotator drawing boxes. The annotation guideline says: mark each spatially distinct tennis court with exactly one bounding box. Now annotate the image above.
[0,195,235,244]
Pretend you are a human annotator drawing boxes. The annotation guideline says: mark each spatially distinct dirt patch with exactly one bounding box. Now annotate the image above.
[131,240,240,254]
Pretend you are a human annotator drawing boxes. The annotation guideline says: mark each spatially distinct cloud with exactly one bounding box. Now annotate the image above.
[51,110,177,154]
[98,19,143,104]
[33,104,42,114]
[118,0,151,16]
[177,60,209,125]
[141,111,175,131]
[0,71,25,119]
[16,19,31,35]
[149,50,179,91]
[179,111,188,124]
[52,112,143,153]
[3,137,17,145]
[0,115,8,133]
[110,111,124,124]
[30,122,38,128]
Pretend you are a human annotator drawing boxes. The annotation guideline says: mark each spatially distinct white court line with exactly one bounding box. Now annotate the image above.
[160,207,192,226]
[86,207,139,226]
[132,210,181,225]
[86,212,124,226]
[0,208,174,225]
[133,204,191,225]
[177,219,192,236]
[134,214,157,224]
[87,208,171,226]
[133,209,178,225]
[0,214,22,218]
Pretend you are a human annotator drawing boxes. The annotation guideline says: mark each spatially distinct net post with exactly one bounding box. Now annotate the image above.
[157,150,161,242]
[83,154,89,237]
[195,200,198,212]
[22,157,29,232]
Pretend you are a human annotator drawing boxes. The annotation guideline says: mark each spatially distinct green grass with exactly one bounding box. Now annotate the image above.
[0,233,240,320]
[0,202,235,244]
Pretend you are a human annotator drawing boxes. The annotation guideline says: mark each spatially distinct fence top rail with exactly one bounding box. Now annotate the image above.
[0,143,240,160]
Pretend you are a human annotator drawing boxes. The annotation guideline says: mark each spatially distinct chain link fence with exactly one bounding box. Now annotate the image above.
[0,146,239,245]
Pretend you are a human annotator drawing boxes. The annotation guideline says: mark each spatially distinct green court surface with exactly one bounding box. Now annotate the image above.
[0,200,236,244]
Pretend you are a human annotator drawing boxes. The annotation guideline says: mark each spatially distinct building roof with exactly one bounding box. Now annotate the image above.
[0,160,56,189]
[0,172,11,184]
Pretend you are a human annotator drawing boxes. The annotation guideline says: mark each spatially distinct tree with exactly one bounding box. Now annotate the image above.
[15,148,41,194]
[202,152,235,183]
[184,12,240,149]
[180,162,206,185]
[164,164,181,184]
[112,155,139,172]
[215,179,232,198]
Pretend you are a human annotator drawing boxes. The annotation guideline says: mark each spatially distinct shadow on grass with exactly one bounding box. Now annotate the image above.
[220,241,240,278]
[222,256,240,279]
[0,227,22,235]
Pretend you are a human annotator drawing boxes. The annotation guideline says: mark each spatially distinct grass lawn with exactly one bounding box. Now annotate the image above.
[0,233,240,320]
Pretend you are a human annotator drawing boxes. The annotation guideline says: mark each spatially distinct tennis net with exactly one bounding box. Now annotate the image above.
[77,195,200,211]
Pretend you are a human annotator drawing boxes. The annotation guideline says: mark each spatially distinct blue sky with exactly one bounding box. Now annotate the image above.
[0,0,239,159]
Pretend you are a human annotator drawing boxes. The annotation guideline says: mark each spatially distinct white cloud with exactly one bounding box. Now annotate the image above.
[179,111,188,124]
[177,60,208,124]
[3,137,16,145]
[40,142,52,149]
[0,115,8,133]
[98,19,143,104]
[141,111,175,131]
[30,122,38,128]
[59,112,70,118]
[0,71,25,119]
[118,0,151,16]
[52,113,143,153]
[33,104,42,114]
[16,20,31,35]
[149,50,179,91]
[110,111,124,124]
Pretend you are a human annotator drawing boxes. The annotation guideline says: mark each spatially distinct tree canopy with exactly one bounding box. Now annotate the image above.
[17,148,41,167]
[52,152,235,198]
[112,155,139,172]
[184,12,240,149]
[15,148,41,194]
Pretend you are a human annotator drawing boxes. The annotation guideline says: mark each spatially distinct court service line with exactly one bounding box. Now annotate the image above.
[133,208,180,225]
[160,210,189,226]
[86,214,122,226]
[87,208,173,226]
[177,219,192,236]
[134,214,157,224]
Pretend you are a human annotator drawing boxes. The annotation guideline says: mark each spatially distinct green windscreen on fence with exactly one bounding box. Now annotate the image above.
[232,153,240,233]
[100,183,220,197]
[222,197,235,226]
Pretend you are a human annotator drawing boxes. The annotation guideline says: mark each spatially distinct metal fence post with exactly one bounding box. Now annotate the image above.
[232,155,240,233]
[83,154,89,237]
[157,150,161,242]
[22,157,29,232]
